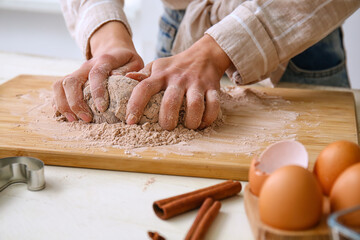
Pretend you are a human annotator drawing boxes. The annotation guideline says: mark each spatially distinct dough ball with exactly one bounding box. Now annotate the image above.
[84,75,181,124]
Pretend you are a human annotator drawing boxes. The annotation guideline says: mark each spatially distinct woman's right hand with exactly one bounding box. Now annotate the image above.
[52,21,144,122]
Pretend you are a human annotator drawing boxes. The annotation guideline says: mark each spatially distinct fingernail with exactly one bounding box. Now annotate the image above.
[64,112,77,122]
[78,112,92,122]
[126,113,138,124]
[126,72,147,81]
[94,97,108,112]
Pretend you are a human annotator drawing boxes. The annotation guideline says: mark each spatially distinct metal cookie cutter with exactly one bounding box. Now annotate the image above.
[0,156,45,191]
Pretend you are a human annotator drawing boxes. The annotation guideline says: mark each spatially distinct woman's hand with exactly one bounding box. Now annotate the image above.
[52,21,143,122]
[126,34,231,130]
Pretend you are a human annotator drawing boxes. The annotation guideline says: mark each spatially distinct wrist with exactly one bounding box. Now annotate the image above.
[89,21,135,58]
[191,35,231,75]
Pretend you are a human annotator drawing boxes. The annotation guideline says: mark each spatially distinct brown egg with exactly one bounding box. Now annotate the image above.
[248,140,308,196]
[314,140,360,196]
[330,162,360,227]
[259,165,323,230]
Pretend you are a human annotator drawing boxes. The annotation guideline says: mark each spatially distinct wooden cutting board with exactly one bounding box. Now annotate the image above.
[0,75,357,180]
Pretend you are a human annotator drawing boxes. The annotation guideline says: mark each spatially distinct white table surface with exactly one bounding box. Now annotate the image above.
[0,52,252,240]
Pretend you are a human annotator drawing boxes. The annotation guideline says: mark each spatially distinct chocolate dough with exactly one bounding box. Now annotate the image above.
[84,75,184,124]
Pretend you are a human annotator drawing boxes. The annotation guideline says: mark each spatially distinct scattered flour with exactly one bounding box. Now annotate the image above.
[143,177,156,192]
[23,84,305,155]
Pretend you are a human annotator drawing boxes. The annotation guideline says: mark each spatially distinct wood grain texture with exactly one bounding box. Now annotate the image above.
[0,75,357,180]
[244,185,330,240]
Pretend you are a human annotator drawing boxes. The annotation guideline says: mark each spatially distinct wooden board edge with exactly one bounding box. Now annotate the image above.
[350,91,360,145]
[0,147,249,181]
[341,90,359,145]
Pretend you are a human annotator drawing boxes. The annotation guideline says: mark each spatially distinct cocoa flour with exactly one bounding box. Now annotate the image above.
[23,84,308,155]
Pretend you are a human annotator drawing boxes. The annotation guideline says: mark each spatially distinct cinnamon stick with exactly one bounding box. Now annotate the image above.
[148,231,166,240]
[185,198,221,240]
[153,180,241,220]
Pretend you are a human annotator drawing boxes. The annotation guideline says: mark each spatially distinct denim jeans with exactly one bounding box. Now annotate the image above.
[156,8,350,88]
[156,7,186,58]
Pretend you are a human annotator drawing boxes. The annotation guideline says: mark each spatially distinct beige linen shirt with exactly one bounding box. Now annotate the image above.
[60,0,359,85]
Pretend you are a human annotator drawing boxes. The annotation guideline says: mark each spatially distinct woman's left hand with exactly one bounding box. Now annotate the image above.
[126,35,231,131]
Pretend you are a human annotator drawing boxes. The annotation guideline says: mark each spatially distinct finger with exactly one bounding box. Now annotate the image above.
[125,62,153,81]
[110,59,144,76]
[159,85,186,131]
[53,61,92,122]
[52,78,77,122]
[88,60,115,112]
[62,74,92,123]
[126,76,164,125]
[184,88,205,129]
[199,90,220,129]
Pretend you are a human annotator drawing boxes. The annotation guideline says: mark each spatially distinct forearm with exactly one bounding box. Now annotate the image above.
[90,21,136,58]
[59,0,130,59]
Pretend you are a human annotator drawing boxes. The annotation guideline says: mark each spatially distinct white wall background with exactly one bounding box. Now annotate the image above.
[343,10,360,89]
[0,0,358,88]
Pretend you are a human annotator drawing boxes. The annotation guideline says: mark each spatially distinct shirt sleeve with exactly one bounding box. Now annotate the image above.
[59,0,131,59]
[205,0,360,85]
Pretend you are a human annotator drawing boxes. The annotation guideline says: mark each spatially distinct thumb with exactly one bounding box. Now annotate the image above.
[125,62,153,81]
[110,59,144,76]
